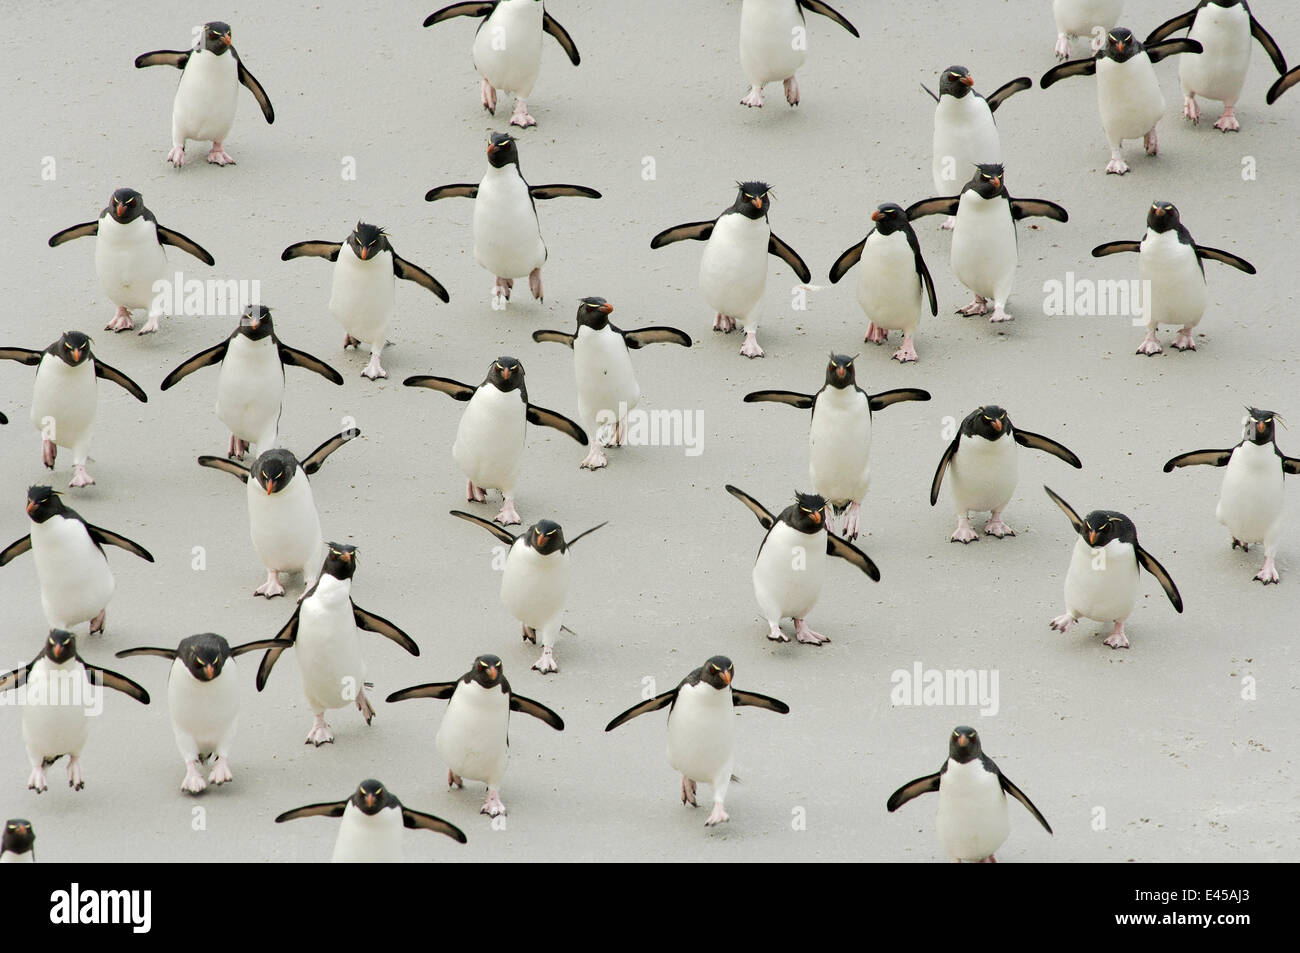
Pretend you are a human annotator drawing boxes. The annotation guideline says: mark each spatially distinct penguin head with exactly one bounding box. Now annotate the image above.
[53,331,93,367]
[44,629,76,665]
[824,353,858,389]
[1146,201,1182,233]
[348,223,390,262]
[576,297,614,330]
[1244,407,1280,445]
[470,654,504,688]
[701,656,734,690]
[253,449,298,495]
[25,485,64,523]
[351,779,396,816]
[1103,28,1142,63]
[526,520,565,555]
[2,820,34,856]
[731,181,772,220]
[486,132,519,168]
[970,405,1010,440]
[107,188,145,224]
[948,726,982,763]
[237,305,275,340]
[939,66,975,99]
[487,356,525,393]
[965,164,1005,200]
[870,203,909,236]
[790,491,828,532]
[178,633,232,683]
[202,22,233,55]
[1080,510,1135,548]
[322,542,358,580]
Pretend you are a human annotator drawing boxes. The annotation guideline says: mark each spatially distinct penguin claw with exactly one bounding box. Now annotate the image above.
[580,446,608,469]
[1105,156,1130,175]
[1103,627,1130,649]
[1232,539,1250,552]
[137,315,160,335]
[956,298,987,316]
[1184,96,1201,123]
[208,757,233,786]
[305,722,334,746]
[1135,332,1163,356]
[864,323,888,344]
[983,518,1015,538]
[480,791,506,817]
[766,624,789,643]
[105,308,135,332]
[1213,108,1239,132]
[1054,34,1071,59]
[167,145,185,168]
[1171,332,1197,351]
[69,465,95,488]
[713,313,736,333]
[254,574,286,598]
[495,500,521,525]
[1049,613,1076,634]
[531,649,559,674]
[705,803,729,826]
[182,763,207,794]
[89,610,106,636]
[206,143,236,166]
[522,625,537,644]
[27,768,47,794]
[1255,558,1279,585]
[448,770,464,789]
[891,339,918,363]
[740,86,764,108]
[739,331,764,358]
[681,777,697,806]
[480,78,497,114]
[783,76,799,106]
[951,518,979,544]
[794,620,829,645]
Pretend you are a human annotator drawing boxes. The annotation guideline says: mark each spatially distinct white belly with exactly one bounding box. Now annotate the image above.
[173,49,239,142]
[1182,5,1252,103]
[936,759,1010,861]
[472,0,544,95]
[739,0,807,85]
[753,521,827,622]
[809,389,871,504]
[31,355,96,452]
[453,386,526,493]
[667,683,735,785]
[856,231,922,333]
[245,476,322,574]
[31,516,114,627]
[94,216,167,310]
[1064,537,1140,623]
[573,327,639,427]
[216,334,283,448]
[0,852,33,863]
[933,95,1001,194]
[501,543,569,631]
[1054,0,1123,36]
[331,804,404,863]
[296,576,366,712]
[168,660,240,759]
[952,194,1016,302]
[474,166,546,278]
[700,213,769,320]
[436,682,510,786]
[329,249,395,343]
[1216,442,1284,543]
[1139,230,1207,330]
[22,660,92,760]
[1097,55,1164,143]
[949,434,1018,514]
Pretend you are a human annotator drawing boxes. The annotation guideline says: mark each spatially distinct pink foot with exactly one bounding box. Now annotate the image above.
[580,445,608,470]
[705,801,729,826]
[495,497,521,526]
[1049,613,1076,634]
[766,622,789,643]
[1103,622,1130,649]
[984,513,1015,538]
[509,98,536,128]
[940,216,956,231]
[1106,151,1130,175]
[988,306,1012,323]
[522,624,536,644]
[1172,329,1197,351]
[1136,330,1163,356]
[740,85,764,108]
[68,756,84,791]
[713,313,736,333]
[739,330,764,358]
[361,352,387,380]
[841,501,861,540]
[344,333,361,349]
[531,646,559,674]
[1255,556,1279,585]
[481,789,506,817]
[137,314,160,335]
[1183,95,1200,124]
[681,775,697,807]
[1143,128,1158,156]
[783,75,799,106]
[228,434,249,460]
[1213,107,1239,132]
[89,609,106,635]
[69,464,95,488]
[494,276,513,303]
[254,570,286,598]
[480,77,497,115]
[356,687,375,725]
[27,765,47,794]
[891,336,918,363]
[106,307,135,332]
[794,617,829,645]
[956,297,987,316]
[951,516,979,544]
[167,144,185,168]
[305,714,334,746]
[41,438,56,469]
[206,141,236,165]
[466,480,486,503]
[1232,538,1251,552]
[1055,34,1071,59]
[864,322,888,344]
[181,761,207,794]
[528,267,543,302]
[448,769,464,789]
[208,756,233,786]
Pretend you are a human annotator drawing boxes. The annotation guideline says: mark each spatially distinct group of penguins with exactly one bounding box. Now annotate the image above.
[0,0,1298,865]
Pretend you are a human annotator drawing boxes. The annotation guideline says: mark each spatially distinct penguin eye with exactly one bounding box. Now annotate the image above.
[48,637,55,645]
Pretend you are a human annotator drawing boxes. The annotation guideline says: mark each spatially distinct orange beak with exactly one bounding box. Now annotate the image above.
[204,663,216,680]
[486,142,498,155]
[222,34,231,47]
[1155,207,1165,217]
[752,197,763,210]
[1115,41,1125,52]
[535,529,545,545]
[870,210,885,222]
[500,367,510,380]
[265,479,275,494]
[71,348,82,362]
[364,792,375,808]
[487,665,498,680]
[960,75,974,87]
[720,669,732,685]
[26,500,38,516]
[1088,530,1099,546]
[957,734,969,747]
[116,203,126,217]
[811,510,822,524]
[340,550,352,562]
[1258,421,1267,433]
[835,366,845,378]
[991,418,1002,432]
[599,302,613,314]
[990,177,1001,190]
[359,246,368,260]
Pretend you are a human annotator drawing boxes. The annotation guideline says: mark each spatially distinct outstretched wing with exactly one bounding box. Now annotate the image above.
[161,341,228,390]
[531,329,576,348]
[275,800,348,823]
[0,536,33,566]
[525,404,588,445]
[828,236,866,284]
[1195,246,1255,274]
[886,771,943,812]
[386,681,460,703]
[114,646,178,661]
[768,233,812,282]
[623,327,692,349]
[280,241,342,262]
[1043,485,1085,535]
[234,52,275,123]
[929,435,961,506]
[869,388,931,411]
[47,222,99,247]
[0,660,36,693]
[1250,15,1287,74]
[826,534,881,581]
[798,0,858,36]
[985,76,1032,113]
[134,49,190,70]
[731,689,790,714]
[1013,429,1082,468]
[1147,38,1203,65]
[301,430,359,475]
[424,184,479,202]
[401,807,468,843]
[392,254,451,301]
[1039,57,1098,88]
[94,359,148,403]
[1091,240,1141,258]
[402,376,477,400]
[1010,199,1068,223]
[724,484,776,530]
[742,390,815,410]
[1136,546,1183,613]
[604,689,677,731]
[155,226,215,266]
[278,343,344,385]
[906,196,960,220]
[1145,10,1196,46]
[542,10,581,64]
[650,221,714,248]
[449,509,518,545]
[82,663,150,704]
[255,610,299,691]
[1267,67,1300,105]
[423,2,496,27]
[0,347,44,365]
[998,770,1053,834]
[529,184,601,200]
[509,693,564,730]
[197,456,251,483]
[1162,448,1233,472]
[229,639,292,658]
[353,605,420,656]
[86,525,155,562]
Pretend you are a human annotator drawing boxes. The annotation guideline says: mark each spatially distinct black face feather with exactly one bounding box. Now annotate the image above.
[1102,27,1143,63]
[1245,407,1280,446]
[698,655,734,690]
[351,779,399,816]
[782,491,828,533]
[963,405,1010,441]
[177,633,233,682]
[348,222,391,262]
[524,520,565,555]
[321,542,358,581]
[824,353,858,390]
[202,21,233,56]
[576,297,613,330]
[1079,510,1138,548]
[486,356,526,395]
[964,163,1007,200]
[948,725,983,764]
[870,203,910,236]
[106,188,146,225]
[50,331,93,368]
[486,132,519,169]
[1146,200,1183,234]
[939,65,975,98]
[43,629,77,665]
[25,485,65,524]
[252,449,298,495]
[237,305,275,341]
[467,654,505,690]
[1,819,34,856]
[729,181,772,220]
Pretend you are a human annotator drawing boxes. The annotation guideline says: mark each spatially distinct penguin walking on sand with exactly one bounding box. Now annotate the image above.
[423,1,580,128]
[921,67,1032,229]
[161,305,342,459]
[277,778,467,862]
[533,297,692,469]
[450,510,606,674]
[726,485,880,645]
[829,204,938,361]
[254,544,421,745]
[1053,0,1124,59]
[931,405,1083,543]
[0,486,154,635]
[134,21,274,167]
[738,0,859,108]
[744,355,930,539]
[1040,28,1204,174]
[48,188,215,333]
[887,726,1052,863]
[0,630,149,793]
[0,332,147,487]
[906,165,1068,324]
[197,430,359,597]
[1,820,35,862]
[425,132,600,305]
[1092,201,1255,355]
[282,223,449,381]
[1164,408,1299,584]
[605,655,789,827]
[1043,486,1183,649]
[387,654,564,818]
[651,182,811,359]
[114,633,283,794]
[404,357,587,526]
[1147,1,1286,132]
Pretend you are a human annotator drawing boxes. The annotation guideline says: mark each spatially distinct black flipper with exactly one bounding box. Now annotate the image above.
[529,184,601,200]
[83,663,150,704]
[730,689,790,714]
[906,196,961,220]
[1281,455,1300,476]
[255,610,299,691]
[85,526,155,562]
[280,241,342,262]
[401,807,468,843]
[0,660,36,692]
[768,233,812,282]
[161,341,228,390]
[1195,246,1255,274]
[1010,199,1068,223]
[525,405,588,445]
[930,435,960,506]
[1147,38,1204,65]
[920,83,939,104]
[541,10,581,64]
[999,771,1053,834]
[235,53,275,123]
[886,772,943,812]
[828,236,866,283]
[93,359,148,403]
[134,49,189,70]
[450,509,518,545]
[278,343,344,385]
[1135,546,1183,612]
[393,254,451,301]
[1267,67,1300,105]
[1091,240,1141,257]
[869,388,932,411]
[197,456,250,483]
[1145,10,1196,46]
[798,0,858,36]
[423,2,495,27]
[275,800,347,823]
[826,534,881,581]
[1043,485,1086,535]
[531,329,576,348]
[565,522,608,547]
[155,226,215,266]
[623,327,692,349]
[114,646,178,661]
[1039,57,1098,89]
[301,430,359,475]
[0,536,33,566]
[0,347,44,365]
[509,693,564,730]
[1250,15,1287,74]
[742,390,815,410]
[353,605,420,656]
[424,184,479,202]
[1013,429,1083,468]
[229,639,291,658]
[386,681,459,703]
[47,222,99,247]
[724,485,776,530]
[1162,448,1233,472]
[986,76,1032,113]
[604,689,677,731]
[402,375,477,400]
[650,221,714,248]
